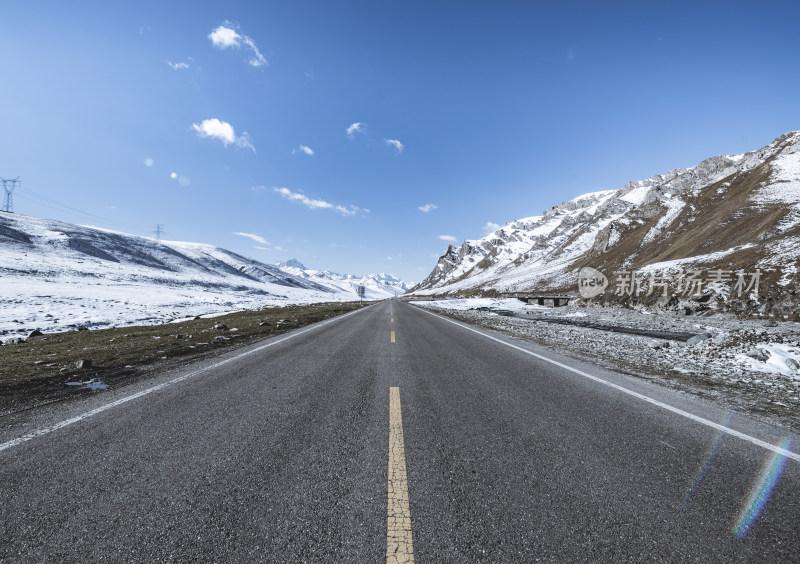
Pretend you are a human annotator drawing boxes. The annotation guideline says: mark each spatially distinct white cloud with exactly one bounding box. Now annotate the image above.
[387,256,393,261]
[236,131,255,152]
[438,235,458,242]
[167,61,190,70]
[208,21,267,68]
[385,138,404,153]
[192,118,255,152]
[418,203,437,213]
[483,221,501,234]
[347,122,366,137]
[293,144,314,156]
[273,187,367,216]
[234,232,269,245]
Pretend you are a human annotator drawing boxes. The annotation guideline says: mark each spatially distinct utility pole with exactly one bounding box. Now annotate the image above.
[1,177,20,213]
[154,224,164,242]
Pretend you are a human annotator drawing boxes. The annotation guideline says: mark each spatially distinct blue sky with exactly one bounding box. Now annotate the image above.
[2,0,799,283]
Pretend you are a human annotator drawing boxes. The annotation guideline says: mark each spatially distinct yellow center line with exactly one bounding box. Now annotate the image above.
[390,330,396,343]
[391,318,394,323]
[387,387,414,563]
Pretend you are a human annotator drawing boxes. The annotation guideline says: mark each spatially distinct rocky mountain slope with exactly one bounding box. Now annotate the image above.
[412,131,800,320]
[275,260,409,300]
[0,214,401,338]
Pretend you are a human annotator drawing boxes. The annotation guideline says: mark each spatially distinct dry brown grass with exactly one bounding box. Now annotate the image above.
[0,301,367,413]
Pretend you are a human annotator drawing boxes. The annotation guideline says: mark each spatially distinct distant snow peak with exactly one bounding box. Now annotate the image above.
[274,261,409,300]
[276,258,306,270]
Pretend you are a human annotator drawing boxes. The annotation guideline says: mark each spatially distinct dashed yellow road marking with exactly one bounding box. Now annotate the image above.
[391,318,394,323]
[387,387,414,563]
[390,330,396,343]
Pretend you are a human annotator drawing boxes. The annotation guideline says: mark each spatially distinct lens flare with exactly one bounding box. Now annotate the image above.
[170,172,178,179]
[732,437,792,538]
[144,158,154,167]
[679,411,732,510]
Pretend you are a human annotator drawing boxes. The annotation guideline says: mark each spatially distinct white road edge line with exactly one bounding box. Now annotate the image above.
[0,306,371,453]
[415,305,800,463]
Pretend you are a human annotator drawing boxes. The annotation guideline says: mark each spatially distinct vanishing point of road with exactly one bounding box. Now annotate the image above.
[1,300,798,562]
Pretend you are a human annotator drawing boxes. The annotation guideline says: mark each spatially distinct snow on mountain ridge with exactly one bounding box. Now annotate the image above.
[274,260,409,299]
[0,214,396,338]
[412,131,800,319]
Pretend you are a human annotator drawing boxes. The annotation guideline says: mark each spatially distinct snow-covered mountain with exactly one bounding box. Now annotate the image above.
[412,131,800,319]
[0,214,395,338]
[275,260,409,300]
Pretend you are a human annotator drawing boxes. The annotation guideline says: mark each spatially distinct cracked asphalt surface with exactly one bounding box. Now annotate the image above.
[1,300,798,562]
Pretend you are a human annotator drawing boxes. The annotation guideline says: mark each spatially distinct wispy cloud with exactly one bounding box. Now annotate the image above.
[234,232,269,245]
[292,144,315,156]
[438,235,458,242]
[208,21,267,68]
[385,138,404,153]
[192,118,255,152]
[483,221,501,234]
[418,203,437,213]
[347,122,366,137]
[273,187,367,216]
[167,60,190,70]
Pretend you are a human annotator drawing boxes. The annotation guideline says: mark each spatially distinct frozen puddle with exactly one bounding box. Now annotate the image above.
[65,378,109,391]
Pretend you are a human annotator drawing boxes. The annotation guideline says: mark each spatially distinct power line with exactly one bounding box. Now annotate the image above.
[1,177,20,213]
[14,186,153,233]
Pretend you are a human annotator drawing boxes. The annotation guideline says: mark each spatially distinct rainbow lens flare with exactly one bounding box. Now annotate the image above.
[732,437,792,538]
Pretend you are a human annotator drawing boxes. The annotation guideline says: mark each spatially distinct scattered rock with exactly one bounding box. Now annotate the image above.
[686,332,712,346]
[259,321,270,326]
[746,348,770,362]
[213,322,228,331]
[762,320,779,327]
[786,358,800,371]
[211,335,230,344]
[75,359,93,369]
[28,329,44,338]
[648,340,669,350]
[76,326,89,332]
[712,333,730,345]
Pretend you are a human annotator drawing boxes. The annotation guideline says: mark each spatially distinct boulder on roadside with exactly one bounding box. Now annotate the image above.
[212,322,228,331]
[75,359,93,369]
[686,332,712,346]
[746,348,770,362]
[28,329,44,338]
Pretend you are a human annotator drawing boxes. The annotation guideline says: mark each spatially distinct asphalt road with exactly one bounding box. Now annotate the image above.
[1,300,799,562]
